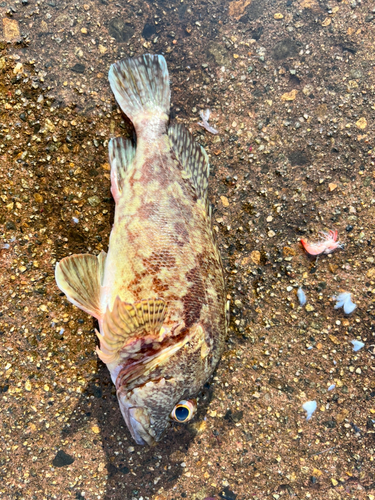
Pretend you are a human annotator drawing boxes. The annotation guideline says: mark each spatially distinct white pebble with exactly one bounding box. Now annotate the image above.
[297,287,306,306]
[333,292,357,315]
[328,384,336,391]
[72,217,79,224]
[302,400,317,421]
[351,340,364,352]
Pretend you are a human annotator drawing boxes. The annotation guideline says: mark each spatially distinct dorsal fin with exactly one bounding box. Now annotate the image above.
[97,298,167,365]
[108,137,136,202]
[168,124,210,211]
[55,251,106,320]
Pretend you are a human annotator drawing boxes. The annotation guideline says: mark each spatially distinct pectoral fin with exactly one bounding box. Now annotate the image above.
[97,297,167,365]
[55,251,106,320]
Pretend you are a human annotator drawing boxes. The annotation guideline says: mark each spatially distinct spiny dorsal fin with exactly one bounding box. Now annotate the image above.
[55,251,106,320]
[168,123,210,210]
[97,298,167,365]
[108,137,136,202]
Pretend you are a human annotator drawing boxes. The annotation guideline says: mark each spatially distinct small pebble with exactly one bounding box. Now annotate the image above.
[333,292,357,314]
[302,400,317,420]
[351,340,364,352]
[297,287,306,306]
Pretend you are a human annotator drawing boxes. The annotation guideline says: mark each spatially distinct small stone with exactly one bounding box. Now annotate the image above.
[268,230,276,238]
[71,63,85,74]
[266,215,273,222]
[25,380,32,391]
[33,193,43,203]
[331,478,338,487]
[329,335,340,345]
[52,450,75,467]
[281,89,298,101]
[329,183,337,192]
[356,117,367,129]
[83,3,90,10]
[274,13,284,19]
[336,409,349,423]
[98,44,107,54]
[3,18,20,42]
[313,468,323,477]
[13,62,23,75]
[367,268,375,278]
[91,425,100,434]
[220,195,229,207]
[329,263,338,274]
[250,250,261,265]
[81,27,88,34]
[321,17,331,27]
[108,18,134,43]
[283,246,296,257]
[305,304,315,312]
[88,195,101,207]
[6,221,16,230]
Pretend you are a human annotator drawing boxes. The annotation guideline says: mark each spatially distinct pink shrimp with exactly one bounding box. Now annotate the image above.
[300,230,343,256]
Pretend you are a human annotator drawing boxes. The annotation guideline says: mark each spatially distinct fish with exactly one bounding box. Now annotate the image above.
[55,54,227,446]
[300,229,343,256]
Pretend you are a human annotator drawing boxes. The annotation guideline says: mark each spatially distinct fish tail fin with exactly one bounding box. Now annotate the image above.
[109,54,170,132]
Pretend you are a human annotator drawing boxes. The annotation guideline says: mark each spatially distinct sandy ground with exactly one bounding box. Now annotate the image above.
[1,0,375,499]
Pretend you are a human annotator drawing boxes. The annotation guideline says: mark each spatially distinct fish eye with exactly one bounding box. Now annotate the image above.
[170,399,197,423]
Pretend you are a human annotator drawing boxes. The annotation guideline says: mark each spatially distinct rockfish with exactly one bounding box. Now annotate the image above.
[55,54,227,445]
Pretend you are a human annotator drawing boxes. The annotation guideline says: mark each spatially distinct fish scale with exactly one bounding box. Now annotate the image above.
[55,54,226,445]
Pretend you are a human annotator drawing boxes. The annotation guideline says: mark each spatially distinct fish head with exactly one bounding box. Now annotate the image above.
[117,378,198,445]
[116,323,212,445]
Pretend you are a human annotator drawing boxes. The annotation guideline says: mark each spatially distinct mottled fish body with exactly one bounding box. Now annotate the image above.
[55,55,227,445]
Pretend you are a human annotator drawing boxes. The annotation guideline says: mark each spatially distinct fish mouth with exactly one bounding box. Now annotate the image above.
[123,406,156,446]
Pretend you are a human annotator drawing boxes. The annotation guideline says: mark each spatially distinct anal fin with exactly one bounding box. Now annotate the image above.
[55,251,106,320]
[97,298,167,365]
